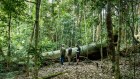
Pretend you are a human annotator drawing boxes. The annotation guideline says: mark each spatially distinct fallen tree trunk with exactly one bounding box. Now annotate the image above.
[42,41,108,60]
[41,41,140,62]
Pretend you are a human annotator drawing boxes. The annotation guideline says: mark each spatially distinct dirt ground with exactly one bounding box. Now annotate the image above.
[16,56,140,79]
[1,54,140,79]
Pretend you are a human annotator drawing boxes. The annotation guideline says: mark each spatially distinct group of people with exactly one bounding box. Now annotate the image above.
[60,44,81,65]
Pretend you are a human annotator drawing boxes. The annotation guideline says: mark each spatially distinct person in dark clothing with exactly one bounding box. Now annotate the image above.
[67,46,72,65]
[60,44,66,65]
[76,45,81,64]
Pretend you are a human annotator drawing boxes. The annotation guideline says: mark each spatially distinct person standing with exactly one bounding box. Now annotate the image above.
[67,46,72,65]
[76,45,81,65]
[60,44,66,65]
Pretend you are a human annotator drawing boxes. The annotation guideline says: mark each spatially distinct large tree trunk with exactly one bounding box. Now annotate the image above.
[42,41,108,60]
[106,1,115,72]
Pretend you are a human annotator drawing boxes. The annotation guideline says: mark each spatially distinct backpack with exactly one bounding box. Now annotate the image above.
[68,48,72,56]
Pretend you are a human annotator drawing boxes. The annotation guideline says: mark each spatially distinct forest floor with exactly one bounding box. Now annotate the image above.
[1,54,140,79]
[17,54,140,79]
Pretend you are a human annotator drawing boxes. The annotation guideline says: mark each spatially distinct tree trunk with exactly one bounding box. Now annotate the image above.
[115,0,121,78]
[131,1,136,78]
[96,14,101,42]
[100,10,103,62]
[7,12,12,71]
[42,42,108,60]
[34,0,41,79]
[106,1,115,72]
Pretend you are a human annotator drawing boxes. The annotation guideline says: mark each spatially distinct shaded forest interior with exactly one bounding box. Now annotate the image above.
[0,0,140,79]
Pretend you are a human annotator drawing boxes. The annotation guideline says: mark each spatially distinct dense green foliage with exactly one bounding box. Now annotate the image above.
[0,0,139,65]
[0,0,140,78]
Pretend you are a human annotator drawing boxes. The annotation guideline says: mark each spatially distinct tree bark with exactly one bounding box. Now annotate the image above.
[34,0,41,79]
[7,12,12,71]
[106,1,115,72]
[96,13,101,42]
[115,0,121,78]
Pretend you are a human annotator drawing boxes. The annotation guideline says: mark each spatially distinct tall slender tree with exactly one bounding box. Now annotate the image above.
[7,5,12,71]
[115,0,122,78]
[106,0,115,72]
[34,0,41,78]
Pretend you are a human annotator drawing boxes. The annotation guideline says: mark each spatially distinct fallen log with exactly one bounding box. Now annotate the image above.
[41,42,140,61]
[42,41,108,60]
